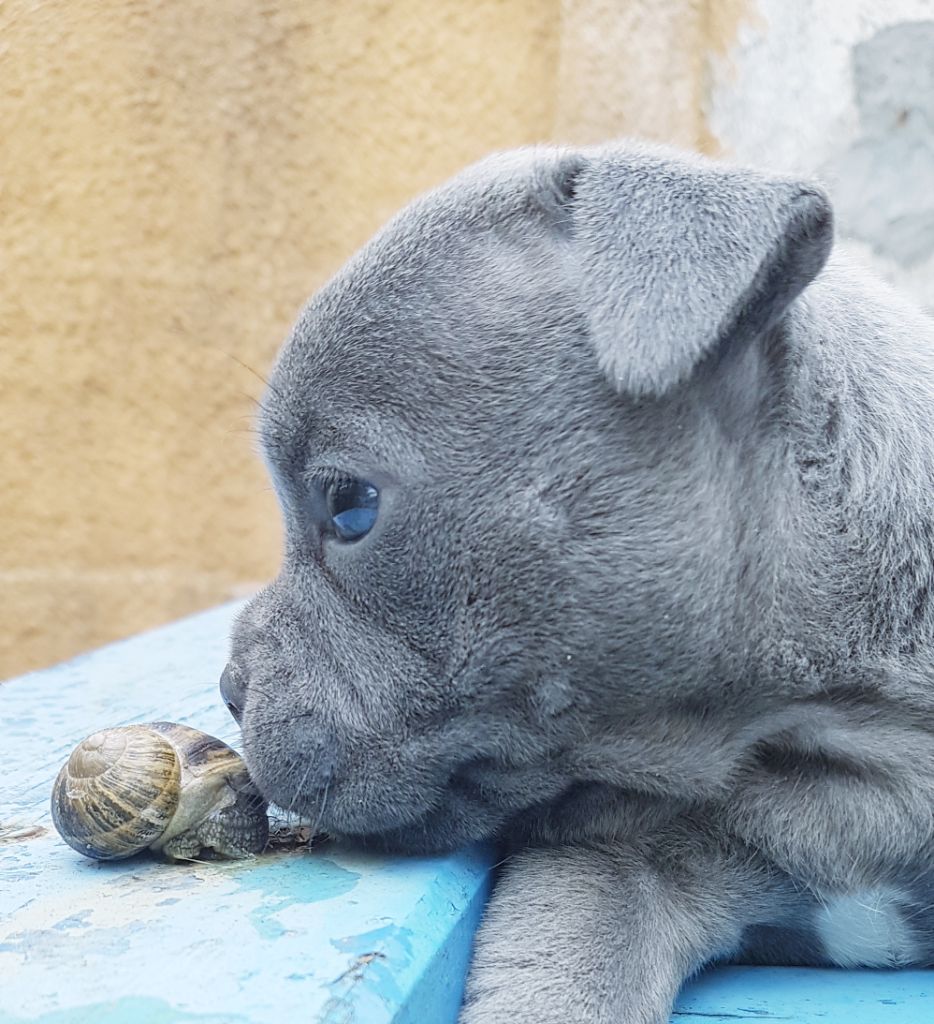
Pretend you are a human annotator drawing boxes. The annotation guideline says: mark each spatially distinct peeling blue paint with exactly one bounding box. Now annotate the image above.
[51,911,92,932]
[1,599,493,1024]
[232,854,361,939]
[323,926,414,1011]
[0,923,154,960]
[331,923,414,956]
[25,602,931,1022]
[233,854,361,904]
[0,996,252,1024]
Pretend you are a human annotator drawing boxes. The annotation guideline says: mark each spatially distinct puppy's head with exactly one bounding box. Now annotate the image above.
[223,143,833,852]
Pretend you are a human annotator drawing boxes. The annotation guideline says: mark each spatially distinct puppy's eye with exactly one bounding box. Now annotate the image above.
[326,477,379,542]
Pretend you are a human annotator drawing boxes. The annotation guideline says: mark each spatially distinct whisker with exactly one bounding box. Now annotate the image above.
[225,352,305,424]
[287,758,316,816]
[310,778,330,836]
[172,330,306,427]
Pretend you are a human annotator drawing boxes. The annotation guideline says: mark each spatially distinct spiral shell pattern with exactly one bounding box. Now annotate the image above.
[51,725,181,860]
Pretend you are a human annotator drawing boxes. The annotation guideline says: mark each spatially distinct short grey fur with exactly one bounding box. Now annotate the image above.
[226,142,934,1023]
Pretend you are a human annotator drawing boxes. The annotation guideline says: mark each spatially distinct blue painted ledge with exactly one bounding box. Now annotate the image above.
[0,602,493,1024]
[2,602,931,1022]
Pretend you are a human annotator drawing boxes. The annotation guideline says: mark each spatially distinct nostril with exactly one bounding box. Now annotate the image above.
[219,662,246,724]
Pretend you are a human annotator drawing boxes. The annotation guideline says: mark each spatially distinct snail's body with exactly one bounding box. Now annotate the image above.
[51,722,269,861]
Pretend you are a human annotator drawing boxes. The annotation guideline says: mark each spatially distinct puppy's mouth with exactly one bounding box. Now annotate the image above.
[249,754,570,854]
[250,772,484,854]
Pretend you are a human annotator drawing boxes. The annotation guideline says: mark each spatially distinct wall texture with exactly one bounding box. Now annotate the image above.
[1,0,561,677]
[707,0,934,311]
[2,0,932,677]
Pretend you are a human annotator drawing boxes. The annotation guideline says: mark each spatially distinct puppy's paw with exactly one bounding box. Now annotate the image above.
[456,846,681,1024]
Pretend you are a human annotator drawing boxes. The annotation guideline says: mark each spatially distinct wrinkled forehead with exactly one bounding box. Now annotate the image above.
[259,245,472,473]
[259,164,577,469]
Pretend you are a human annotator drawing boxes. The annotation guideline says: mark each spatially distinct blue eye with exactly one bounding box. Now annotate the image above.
[326,477,379,541]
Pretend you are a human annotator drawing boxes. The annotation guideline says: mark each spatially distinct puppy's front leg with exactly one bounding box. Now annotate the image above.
[460,837,753,1024]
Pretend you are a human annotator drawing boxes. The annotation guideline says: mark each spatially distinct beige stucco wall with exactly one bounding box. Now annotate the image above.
[8,0,924,680]
[1,1,743,678]
[0,0,558,678]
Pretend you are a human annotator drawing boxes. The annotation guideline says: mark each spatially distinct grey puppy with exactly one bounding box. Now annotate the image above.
[221,142,934,1023]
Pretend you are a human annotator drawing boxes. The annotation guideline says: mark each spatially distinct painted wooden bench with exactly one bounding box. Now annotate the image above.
[2,602,931,1022]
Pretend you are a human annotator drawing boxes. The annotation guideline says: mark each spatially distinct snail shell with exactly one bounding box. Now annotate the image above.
[51,722,268,861]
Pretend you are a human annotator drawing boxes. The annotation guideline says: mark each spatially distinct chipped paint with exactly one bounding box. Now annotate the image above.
[0,996,252,1024]
[331,923,414,956]
[0,602,493,1023]
[232,856,361,939]
[7,601,928,1021]
[0,825,47,844]
[672,965,933,1022]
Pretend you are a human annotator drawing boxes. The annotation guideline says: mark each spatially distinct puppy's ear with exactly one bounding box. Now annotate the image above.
[552,146,833,398]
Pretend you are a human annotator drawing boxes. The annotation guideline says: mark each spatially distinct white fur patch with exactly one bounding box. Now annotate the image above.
[815,889,918,968]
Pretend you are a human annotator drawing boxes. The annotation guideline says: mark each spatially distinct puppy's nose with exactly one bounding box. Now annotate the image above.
[220,661,247,723]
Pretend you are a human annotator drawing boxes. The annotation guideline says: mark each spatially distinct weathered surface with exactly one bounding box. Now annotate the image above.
[5,0,934,678]
[553,0,750,151]
[707,0,934,310]
[673,964,934,1022]
[835,21,934,268]
[3,604,932,1020]
[0,602,493,1023]
[0,0,562,678]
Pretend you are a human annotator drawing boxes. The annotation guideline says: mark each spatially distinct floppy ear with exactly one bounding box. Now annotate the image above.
[559,145,834,398]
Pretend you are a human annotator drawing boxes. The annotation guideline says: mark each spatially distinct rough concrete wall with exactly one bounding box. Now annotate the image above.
[555,0,934,310]
[0,0,561,678]
[5,0,931,678]
[553,0,747,151]
[706,0,934,310]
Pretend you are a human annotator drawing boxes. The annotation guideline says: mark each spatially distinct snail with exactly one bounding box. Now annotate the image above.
[50,722,269,861]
